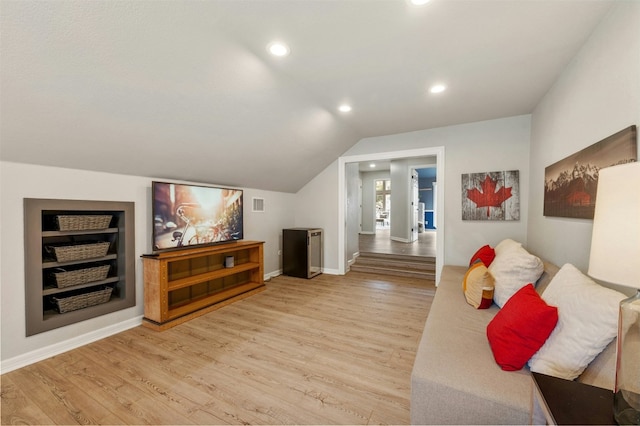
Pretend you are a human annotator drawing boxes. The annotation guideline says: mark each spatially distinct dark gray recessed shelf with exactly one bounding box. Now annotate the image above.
[41,253,118,269]
[42,228,118,238]
[42,277,120,296]
[24,198,136,336]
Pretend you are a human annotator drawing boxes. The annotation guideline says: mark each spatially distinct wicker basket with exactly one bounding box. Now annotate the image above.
[56,215,113,231]
[46,242,111,263]
[52,265,110,288]
[52,286,113,314]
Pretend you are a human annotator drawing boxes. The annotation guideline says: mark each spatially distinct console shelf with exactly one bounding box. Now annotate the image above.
[141,241,264,330]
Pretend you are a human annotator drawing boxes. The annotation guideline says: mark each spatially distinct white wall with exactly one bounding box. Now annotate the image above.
[293,160,340,274]
[390,159,411,242]
[345,163,360,264]
[527,1,640,272]
[0,161,295,369]
[241,187,298,274]
[344,115,532,266]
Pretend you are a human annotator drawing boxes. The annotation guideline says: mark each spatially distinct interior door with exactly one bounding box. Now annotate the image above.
[411,169,419,242]
[358,179,362,234]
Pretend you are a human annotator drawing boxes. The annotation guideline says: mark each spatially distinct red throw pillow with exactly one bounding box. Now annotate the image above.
[469,245,496,267]
[486,284,558,371]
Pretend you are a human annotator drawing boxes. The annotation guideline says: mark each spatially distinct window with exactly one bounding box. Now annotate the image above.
[375,179,391,213]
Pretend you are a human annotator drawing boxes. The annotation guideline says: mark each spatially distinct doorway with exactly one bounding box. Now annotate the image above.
[338,146,445,282]
[361,166,436,258]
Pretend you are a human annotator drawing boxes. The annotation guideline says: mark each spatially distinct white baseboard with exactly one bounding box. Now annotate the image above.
[1,316,143,374]
[359,231,375,235]
[390,236,411,243]
[267,268,342,277]
[264,270,282,281]
[347,252,359,267]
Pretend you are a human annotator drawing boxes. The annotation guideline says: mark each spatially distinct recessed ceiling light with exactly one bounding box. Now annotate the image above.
[410,0,431,5]
[369,163,376,168]
[267,42,290,57]
[429,84,447,94]
[338,104,352,113]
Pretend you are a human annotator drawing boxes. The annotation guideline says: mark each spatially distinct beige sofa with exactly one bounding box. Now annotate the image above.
[410,261,618,425]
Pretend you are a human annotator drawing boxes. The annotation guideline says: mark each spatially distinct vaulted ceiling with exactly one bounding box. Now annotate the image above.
[0,0,614,192]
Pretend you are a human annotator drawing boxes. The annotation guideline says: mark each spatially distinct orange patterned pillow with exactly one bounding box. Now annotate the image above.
[462,262,495,309]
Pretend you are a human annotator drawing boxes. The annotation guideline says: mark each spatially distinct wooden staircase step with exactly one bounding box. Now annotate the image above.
[349,264,435,280]
[358,251,434,263]
[354,256,435,272]
[351,252,436,280]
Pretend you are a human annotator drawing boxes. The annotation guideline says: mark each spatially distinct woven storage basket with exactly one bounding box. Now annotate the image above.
[52,286,113,314]
[56,215,112,231]
[47,242,111,263]
[52,265,110,288]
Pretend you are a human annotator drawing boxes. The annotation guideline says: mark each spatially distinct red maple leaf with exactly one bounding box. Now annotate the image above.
[467,175,513,217]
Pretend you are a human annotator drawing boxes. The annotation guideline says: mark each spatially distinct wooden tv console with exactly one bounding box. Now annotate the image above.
[141,241,264,330]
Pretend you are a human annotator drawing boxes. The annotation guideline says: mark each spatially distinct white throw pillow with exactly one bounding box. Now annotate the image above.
[489,245,544,307]
[528,263,626,380]
[494,238,522,256]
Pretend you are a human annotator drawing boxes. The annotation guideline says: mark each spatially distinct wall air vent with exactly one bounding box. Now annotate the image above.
[252,197,265,212]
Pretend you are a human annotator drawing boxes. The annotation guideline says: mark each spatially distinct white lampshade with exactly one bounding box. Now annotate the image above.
[588,161,640,290]
[588,161,640,425]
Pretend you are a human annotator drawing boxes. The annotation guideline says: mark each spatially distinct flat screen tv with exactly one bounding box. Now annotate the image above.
[152,181,243,252]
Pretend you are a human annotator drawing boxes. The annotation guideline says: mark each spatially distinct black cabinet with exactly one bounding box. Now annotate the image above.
[282,228,322,279]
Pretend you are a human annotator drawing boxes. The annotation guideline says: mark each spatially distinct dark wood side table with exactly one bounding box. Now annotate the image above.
[532,372,615,425]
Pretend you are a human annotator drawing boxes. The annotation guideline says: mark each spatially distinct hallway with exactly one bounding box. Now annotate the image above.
[358,229,436,258]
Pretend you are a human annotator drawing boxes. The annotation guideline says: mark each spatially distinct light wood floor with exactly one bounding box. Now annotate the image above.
[1,272,435,425]
[359,229,436,258]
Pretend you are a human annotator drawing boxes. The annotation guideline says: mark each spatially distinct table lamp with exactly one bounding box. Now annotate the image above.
[588,161,640,425]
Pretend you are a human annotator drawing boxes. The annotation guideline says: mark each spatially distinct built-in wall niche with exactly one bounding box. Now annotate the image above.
[24,199,135,336]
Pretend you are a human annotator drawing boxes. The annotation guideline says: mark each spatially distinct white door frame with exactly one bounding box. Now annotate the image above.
[338,146,445,283]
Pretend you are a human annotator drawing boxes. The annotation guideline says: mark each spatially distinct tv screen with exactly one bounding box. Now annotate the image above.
[152,181,243,251]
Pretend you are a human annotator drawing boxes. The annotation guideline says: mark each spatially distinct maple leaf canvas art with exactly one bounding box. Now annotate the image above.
[462,170,520,221]
[544,125,637,219]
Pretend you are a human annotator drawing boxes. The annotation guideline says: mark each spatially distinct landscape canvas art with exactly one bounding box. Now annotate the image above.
[462,170,520,221]
[544,125,637,219]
